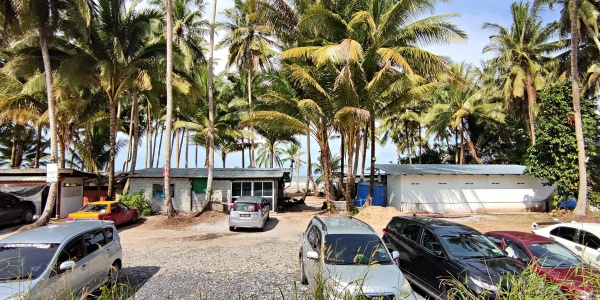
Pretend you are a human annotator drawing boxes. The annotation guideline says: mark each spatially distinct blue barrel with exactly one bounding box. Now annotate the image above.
[356,183,386,206]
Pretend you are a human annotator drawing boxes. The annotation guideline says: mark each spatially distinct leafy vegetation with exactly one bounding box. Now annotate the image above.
[120,191,153,217]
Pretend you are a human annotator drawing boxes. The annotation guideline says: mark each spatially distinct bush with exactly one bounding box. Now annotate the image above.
[120,191,152,217]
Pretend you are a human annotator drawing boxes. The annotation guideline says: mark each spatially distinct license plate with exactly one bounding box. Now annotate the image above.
[240,214,250,217]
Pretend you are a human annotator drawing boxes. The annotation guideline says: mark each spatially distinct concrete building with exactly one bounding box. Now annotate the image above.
[374,164,555,214]
[127,168,292,213]
[0,168,95,218]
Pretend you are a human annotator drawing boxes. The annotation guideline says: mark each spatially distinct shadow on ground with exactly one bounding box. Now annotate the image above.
[232,216,280,232]
[120,265,161,291]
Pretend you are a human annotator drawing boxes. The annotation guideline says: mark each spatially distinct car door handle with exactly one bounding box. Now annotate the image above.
[81,264,87,270]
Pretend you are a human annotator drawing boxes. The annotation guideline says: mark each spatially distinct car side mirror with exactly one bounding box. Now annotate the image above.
[392,251,400,260]
[306,250,319,260]
[59,261,76,271]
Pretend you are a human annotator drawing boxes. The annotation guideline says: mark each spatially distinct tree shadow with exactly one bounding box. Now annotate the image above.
[120,265,161,291]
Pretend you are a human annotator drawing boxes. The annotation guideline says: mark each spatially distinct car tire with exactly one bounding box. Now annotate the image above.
[300,254,308,285]
[20,208,34,223]
[107,262,121,287]
[267,213,270,221]
[130,213,139,224]
[229,226,234,231]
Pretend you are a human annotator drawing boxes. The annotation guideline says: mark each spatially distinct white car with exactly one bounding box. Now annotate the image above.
[532,221,600,267]
[228,196,270,231]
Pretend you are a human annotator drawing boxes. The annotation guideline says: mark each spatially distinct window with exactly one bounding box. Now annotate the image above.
[579,231,600,249]
[104,228,114,243]
[504,241,530,263]
[232,181,274,198]
[232,182,242,197]
[242,182,251,196]
[411,183,420,186]
[308,226,322,251]
[401,225,420,242]
[56,238,85,273]
[152,184,174,199]
[117,203,129,210]
[84,230,107,254]
[387,220,403,233]
[253,182,263,196]
[421,230,442,253]
[550,226,577,242]
[263,182,273,196]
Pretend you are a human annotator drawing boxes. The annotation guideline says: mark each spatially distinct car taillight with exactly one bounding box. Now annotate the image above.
[382,228,388,235]
[231,203,236,210]
[257,203,261,210]
[66,216,73,221]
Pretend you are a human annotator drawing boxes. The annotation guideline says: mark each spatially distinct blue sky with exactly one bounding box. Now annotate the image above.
[115,0,561,175]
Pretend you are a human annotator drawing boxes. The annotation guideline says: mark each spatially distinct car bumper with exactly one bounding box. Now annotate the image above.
[229,219,263,228]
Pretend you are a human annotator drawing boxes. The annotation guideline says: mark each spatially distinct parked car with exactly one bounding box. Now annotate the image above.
[532,221,600,268]
[228,196,270,231]
[0,191,36,225]
[382,216,523,299]
[299,216,416,300]
[485,230,598,299]
[0,220,122,300]
[67,201,139,226]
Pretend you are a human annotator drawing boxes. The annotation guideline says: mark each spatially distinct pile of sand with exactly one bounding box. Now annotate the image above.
[354,206,405,233]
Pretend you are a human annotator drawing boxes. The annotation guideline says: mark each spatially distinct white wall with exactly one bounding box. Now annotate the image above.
[59,177,84,218]
[388,174,554,213]
[129,178,191,213]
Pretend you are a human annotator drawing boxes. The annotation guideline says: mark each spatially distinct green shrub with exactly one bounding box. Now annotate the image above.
[120,191,152,216]
[589,191,600,208]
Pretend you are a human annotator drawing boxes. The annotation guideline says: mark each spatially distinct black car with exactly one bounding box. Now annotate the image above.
[0,192,36,225]
[382,216,523,299]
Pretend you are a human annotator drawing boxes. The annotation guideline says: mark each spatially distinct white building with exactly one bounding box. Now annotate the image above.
[374,164,555,214]
[128,168,291,213]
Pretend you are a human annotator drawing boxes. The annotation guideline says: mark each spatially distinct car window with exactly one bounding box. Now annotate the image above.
[550,226,577,242]
[401,224,421,242]
[80,204,107,213]
[528,242,583,268]
[323,234,392,265]
[504,240,530,263]
[307,226,322,251]
[234,202,257,212]
[110,204,119,212]
[440,233,505,259]
[55,237,85,274]
[84,230,107,254]
[387,220,403,233]
[104,228,114,243]
[117,203,129,210]
[0,243,59,280]
[421,230,443,253]
[578,230,600,249]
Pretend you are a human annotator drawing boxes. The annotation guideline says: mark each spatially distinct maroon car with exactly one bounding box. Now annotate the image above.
[485,231,598,299]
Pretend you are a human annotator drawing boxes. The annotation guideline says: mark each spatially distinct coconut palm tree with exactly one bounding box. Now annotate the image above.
[219,0,278,167]
[483,2,563,145]
[281,143,305,192]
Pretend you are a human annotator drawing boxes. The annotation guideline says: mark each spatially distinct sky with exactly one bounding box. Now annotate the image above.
[115,0,561,176]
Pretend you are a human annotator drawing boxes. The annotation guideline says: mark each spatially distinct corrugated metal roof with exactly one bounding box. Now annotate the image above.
[128,168,291,179]
[374,164,527,175]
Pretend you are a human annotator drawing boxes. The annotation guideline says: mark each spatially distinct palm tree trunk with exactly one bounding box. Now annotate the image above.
[32,34,59,228]
[353,132,360,182]
[124,91,140,193]
[222,150,226,168]
[195,141,198,167]
[418,123,422,164]
[10,137,16,168]
[405,122,412,164]
[345,132,354,207]
[454,131,459,163]
[525,74,537,145]
[152,121,160,167]
[460,120,465,164]
[156,125,163,168]
[185,130,189,168]
[123,104,135,172]
[175,127,180,168]
[339,134,345,197]
[305,131,313,192]
[571,0,588,216]
[248,69,255,168]
[269,141,275,168]
[241,137,246,168]
[465,138,483,164]
[34,125,42,168]
[177,129,185,167]
[107,95,117,199]
[145,105,151,168]
[59,135,66,168]
[165,0,175,218]
[204,0,217,212]
[368,119,375,200]
[360,124,367,180]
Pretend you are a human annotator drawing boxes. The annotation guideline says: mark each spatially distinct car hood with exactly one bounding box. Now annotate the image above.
[543,267,598,292]
[0,280,34,299]
[459,257,523,283]
[323,263,405,294]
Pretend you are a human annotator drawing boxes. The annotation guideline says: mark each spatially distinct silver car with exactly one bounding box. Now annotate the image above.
[0,221,122,300]
[229,196,270,231]
[299,216,417,300]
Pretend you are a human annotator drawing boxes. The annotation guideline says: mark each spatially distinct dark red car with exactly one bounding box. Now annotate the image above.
[485,231,599,299]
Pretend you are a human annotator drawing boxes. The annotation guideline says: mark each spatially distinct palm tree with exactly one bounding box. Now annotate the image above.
[281,143,305,192]
[206,0,217,212]
[483,2,563,145]
[219,0,278,167]
[165,0,175,217]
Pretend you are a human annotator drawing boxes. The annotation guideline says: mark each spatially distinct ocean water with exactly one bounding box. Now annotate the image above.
[286,176,309,189]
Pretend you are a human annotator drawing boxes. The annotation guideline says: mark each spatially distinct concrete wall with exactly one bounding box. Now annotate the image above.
[387,174,554,213]
[129,178,191,213]
[59,177,84,218]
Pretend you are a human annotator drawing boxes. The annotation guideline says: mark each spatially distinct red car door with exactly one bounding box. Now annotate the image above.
[108,203,125,225]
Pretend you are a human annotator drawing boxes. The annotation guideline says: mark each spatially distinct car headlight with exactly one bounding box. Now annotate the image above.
[397,278,414,299]
[578,291,593,300]
[470,277,498,293]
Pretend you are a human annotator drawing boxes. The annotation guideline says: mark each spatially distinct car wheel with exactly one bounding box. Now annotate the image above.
[130,213,139,224]
[229,226,234,231]
[267,213,270,221]
[300,254,308,285]
[107,262,121,287]
[20,209,34,223]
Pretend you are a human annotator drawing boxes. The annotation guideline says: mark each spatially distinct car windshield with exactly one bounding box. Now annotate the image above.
[528,243,584,268]
[440,233,505,259]
[80,204,107,213]
[234,202,257,212]
[0,243,59,281]
[323,234,392,265]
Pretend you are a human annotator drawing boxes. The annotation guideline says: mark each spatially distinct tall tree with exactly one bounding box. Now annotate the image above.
[483,2,563,145]
[205,0,217,211]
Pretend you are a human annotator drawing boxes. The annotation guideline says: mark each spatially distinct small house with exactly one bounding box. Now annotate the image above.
[374,164,555,213]
[127,168,292,213]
